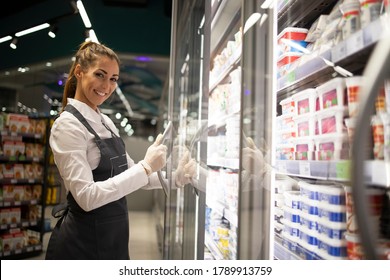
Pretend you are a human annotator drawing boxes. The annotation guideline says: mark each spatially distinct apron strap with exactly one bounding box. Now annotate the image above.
[64,104,101,140]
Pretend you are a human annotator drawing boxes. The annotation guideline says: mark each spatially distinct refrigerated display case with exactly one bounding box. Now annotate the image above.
[163,0,389,260]
[163,0,274,260]
[273,0,390,260]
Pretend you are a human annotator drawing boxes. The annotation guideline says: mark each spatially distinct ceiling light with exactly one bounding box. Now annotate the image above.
[15,23,50,37]
[0,35,12,43]
[48,26,58,38]
[10,38,17,49]
[87,29,99,43]
[77,0,92,28]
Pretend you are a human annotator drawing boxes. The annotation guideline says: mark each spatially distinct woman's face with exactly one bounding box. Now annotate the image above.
[74,56,119,111]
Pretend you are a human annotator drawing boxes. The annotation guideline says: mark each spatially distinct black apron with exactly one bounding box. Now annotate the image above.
[46,104,130,260]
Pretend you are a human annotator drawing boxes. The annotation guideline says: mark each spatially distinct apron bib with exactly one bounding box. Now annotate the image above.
[46,104,130,260]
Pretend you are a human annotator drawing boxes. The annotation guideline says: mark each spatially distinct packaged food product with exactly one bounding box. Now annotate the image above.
[339,1,361,40]
[359,0,382,27]
[316,77,346,111]
[345,76,364,117]
[371,114,384,160]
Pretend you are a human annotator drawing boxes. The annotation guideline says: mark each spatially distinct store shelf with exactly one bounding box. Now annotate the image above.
[273,234,301,260]
[206,200,237,228]
[207,157,239,170]
[0,131,43,140]
[0,199,40,207]
[0,243,42,259]
[277,0,339,32]
[0,219,40,231]
[277,16,388,96]
[209,47,241,92]
[275,160,390,188]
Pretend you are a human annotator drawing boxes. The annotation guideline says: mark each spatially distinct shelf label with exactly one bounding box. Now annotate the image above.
[332,41,346,62]
[335,161,351,180]
[10,179,17,184]
[14,201,21,206]
[346,30,364,56]
[299,162,311,177]
[287,71,296,84]
[26,246,33,252]
[4,201,11,207]
[15,249,22,254]
[277,161,287,173]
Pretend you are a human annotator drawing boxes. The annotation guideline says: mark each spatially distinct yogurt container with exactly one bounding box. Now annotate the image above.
[345,76,364,118]
[359,0,382,27]
[339,1,361,40]
[344,185,384,235]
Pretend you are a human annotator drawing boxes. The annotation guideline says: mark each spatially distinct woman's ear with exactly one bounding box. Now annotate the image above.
[74,64,82,78]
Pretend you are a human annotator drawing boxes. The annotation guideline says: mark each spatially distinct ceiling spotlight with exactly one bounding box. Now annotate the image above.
[10,38,17,49]
[48,26,58,38]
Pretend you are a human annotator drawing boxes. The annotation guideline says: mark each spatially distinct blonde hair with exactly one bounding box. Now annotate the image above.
[62,41,120,109]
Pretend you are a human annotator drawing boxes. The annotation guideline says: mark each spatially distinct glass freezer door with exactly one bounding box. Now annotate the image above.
[164,0,206,260]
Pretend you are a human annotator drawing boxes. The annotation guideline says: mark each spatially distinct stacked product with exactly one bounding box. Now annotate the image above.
[280,180,348,259]
[277,27,308,79]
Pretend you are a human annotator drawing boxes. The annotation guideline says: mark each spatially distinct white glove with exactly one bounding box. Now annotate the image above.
[141,134,167,173]
[242,137,266,175]
[175,150,197,187]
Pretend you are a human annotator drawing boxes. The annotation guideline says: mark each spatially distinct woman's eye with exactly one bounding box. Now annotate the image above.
[95,72,104,78]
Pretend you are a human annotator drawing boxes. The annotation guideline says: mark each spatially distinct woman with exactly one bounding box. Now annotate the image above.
[45,41,169,260]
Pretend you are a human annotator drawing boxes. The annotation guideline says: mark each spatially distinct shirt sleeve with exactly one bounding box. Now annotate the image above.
[50,116,149,212]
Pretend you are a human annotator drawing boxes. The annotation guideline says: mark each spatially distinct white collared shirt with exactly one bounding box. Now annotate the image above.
[50,98,161,212]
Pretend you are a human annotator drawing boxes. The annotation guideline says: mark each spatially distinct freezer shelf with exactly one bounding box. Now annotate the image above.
[277,15,388,94]
[275,160,390,187]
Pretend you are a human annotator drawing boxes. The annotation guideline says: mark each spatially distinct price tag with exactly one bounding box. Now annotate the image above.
[22,222,29,227]
[15,249,22,254]
[14,201,21,206]
[26,246,33,252]
[4,201,11,207]
[332,41,346,63]
[336,161,351,180]
[28,179,35,183]
[10,179,17,184]
[346,30,364,56]
[299,161,311,177]
[287,71,296,84]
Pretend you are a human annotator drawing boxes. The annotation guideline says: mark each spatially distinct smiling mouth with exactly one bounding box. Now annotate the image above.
[95,90,106,96]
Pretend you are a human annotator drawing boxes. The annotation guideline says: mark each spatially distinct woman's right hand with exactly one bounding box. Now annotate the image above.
[143,134,167,173]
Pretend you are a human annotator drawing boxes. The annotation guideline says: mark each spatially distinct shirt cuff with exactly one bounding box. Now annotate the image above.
[139,160,152,176]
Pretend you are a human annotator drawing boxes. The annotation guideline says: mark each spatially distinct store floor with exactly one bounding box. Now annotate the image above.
[26,211,162,260]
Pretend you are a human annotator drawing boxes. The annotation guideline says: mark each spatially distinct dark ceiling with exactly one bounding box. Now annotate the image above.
[0,0,172,135]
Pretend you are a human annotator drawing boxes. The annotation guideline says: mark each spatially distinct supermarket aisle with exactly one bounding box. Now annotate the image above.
[26,211,162,260]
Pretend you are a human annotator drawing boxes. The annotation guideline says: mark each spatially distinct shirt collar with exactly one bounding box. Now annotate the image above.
[67,98,102,124]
